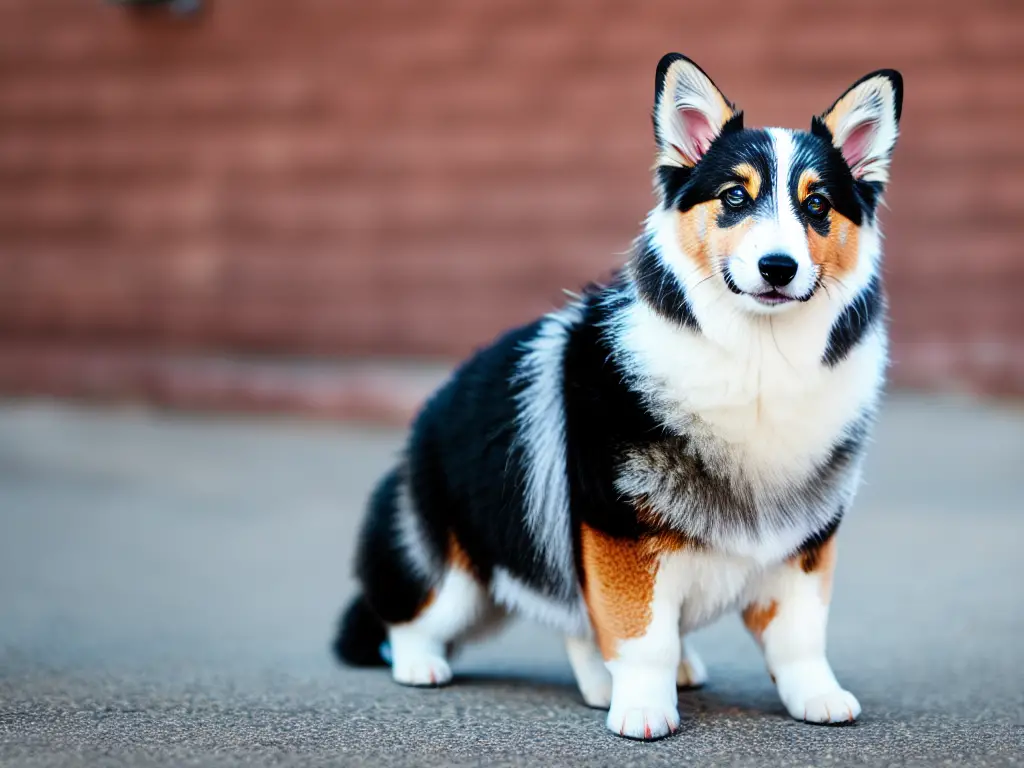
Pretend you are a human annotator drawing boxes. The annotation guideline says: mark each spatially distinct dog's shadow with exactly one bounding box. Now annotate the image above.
[449,667,787,722]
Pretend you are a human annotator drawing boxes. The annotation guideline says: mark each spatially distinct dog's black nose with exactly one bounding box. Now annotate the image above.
[758,254,798,287]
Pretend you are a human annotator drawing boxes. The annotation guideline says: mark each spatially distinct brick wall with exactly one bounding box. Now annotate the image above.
[1,0,1022,397]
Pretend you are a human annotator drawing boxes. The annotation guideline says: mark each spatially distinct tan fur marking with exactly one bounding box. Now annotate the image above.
[806,210,860,280]
[794,535,838,604]
[695,204,708,240]
[448,532,474,573]
[822,91,856,138]
[677,201,756,278]
[676,201,717,275]
[797,169,821,201]
[635,499,703,550]
[742,600,779,642]
[580,523,683,660]
[733,162,761,199]
[812,536,837,603]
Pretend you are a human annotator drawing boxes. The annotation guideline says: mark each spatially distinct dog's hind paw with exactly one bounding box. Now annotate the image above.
[676,641,708,689]
[392,654,452,688]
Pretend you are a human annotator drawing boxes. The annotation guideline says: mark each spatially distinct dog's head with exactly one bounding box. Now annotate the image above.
[648,54,902,316]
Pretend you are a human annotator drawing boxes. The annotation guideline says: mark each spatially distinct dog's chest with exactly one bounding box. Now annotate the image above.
[654,548,765,632]
[614,303,885,558]
[623,300,884,475]
[659,344,866,475]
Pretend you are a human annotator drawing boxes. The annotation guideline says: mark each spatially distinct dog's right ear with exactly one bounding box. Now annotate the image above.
[654,54,742,169]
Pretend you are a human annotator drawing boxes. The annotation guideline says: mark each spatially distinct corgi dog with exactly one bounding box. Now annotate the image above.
[334,54,902,741]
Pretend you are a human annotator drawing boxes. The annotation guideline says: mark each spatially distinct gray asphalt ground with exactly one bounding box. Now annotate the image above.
[1,395,1022,767]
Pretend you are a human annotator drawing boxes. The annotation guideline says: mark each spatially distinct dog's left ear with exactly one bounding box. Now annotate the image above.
[654,54,741,169]
[815,70,903,185]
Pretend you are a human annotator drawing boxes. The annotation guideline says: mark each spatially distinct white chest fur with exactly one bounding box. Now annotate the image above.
[619,298,885,481]
[612,295,886,563]
[655,548,765,633]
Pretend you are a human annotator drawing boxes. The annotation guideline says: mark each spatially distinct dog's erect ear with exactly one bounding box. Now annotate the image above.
[654,54,741,168]
[815,70,903,185]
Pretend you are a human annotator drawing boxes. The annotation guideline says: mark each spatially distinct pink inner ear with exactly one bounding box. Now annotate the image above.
[841,120,878,175]
[679,108,717,161]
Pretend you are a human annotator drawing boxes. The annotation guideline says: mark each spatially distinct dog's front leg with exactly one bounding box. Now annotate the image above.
[580,525,681,740]
[742,532,860,724]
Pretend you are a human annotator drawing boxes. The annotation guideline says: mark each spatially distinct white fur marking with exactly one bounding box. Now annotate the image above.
[565,635,612,709]
[514,303,584,598]
[662,549,764,632]
[611,280,884,558]
[388,567,488,687]
[394,476,437,580]
[746,559,860,723]
[771,130,816,293]
[605,554,685,739]
[490,568,590,637]
[677,636,709,688]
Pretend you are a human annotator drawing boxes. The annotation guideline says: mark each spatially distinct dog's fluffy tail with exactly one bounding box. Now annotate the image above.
[332,596,388,667]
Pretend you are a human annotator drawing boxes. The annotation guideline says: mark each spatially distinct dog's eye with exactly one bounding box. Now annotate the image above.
[803,193,831,219]
[721,186,750,209]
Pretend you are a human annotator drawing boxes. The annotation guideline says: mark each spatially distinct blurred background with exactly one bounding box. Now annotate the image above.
[1,3,1023,765]
[0,0,1022,418]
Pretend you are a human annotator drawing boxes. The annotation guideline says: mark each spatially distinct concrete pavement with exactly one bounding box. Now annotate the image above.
[0,396,1022,766]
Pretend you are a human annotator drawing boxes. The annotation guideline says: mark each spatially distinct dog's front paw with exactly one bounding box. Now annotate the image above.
[605,663,680,739]
[607,704,680,740]
[793,689,861,724]
[774,659,860,724]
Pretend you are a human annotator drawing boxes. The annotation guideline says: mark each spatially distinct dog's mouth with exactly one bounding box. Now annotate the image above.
[724,271,804,305]
[751,289,794,306]
[722,269,814,306]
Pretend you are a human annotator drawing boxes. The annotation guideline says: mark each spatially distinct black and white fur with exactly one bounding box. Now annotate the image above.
[334,54,902,741]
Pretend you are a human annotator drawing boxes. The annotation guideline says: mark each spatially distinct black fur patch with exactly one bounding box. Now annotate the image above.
[632,236,701,331]
[666,129,775,215]
[334,596,388,667]
[404,320,570,598]
[823,275,884,367]
[562,285,669,545]
[723,269,744,295]
[790,130,872,225]
[812,68,903,219]
[660,121,883,230]
[351,319,576,624]
[656,166,693,208]
[353,467,435,625]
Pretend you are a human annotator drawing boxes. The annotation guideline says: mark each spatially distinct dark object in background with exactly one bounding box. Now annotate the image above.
[110,0,203,16]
